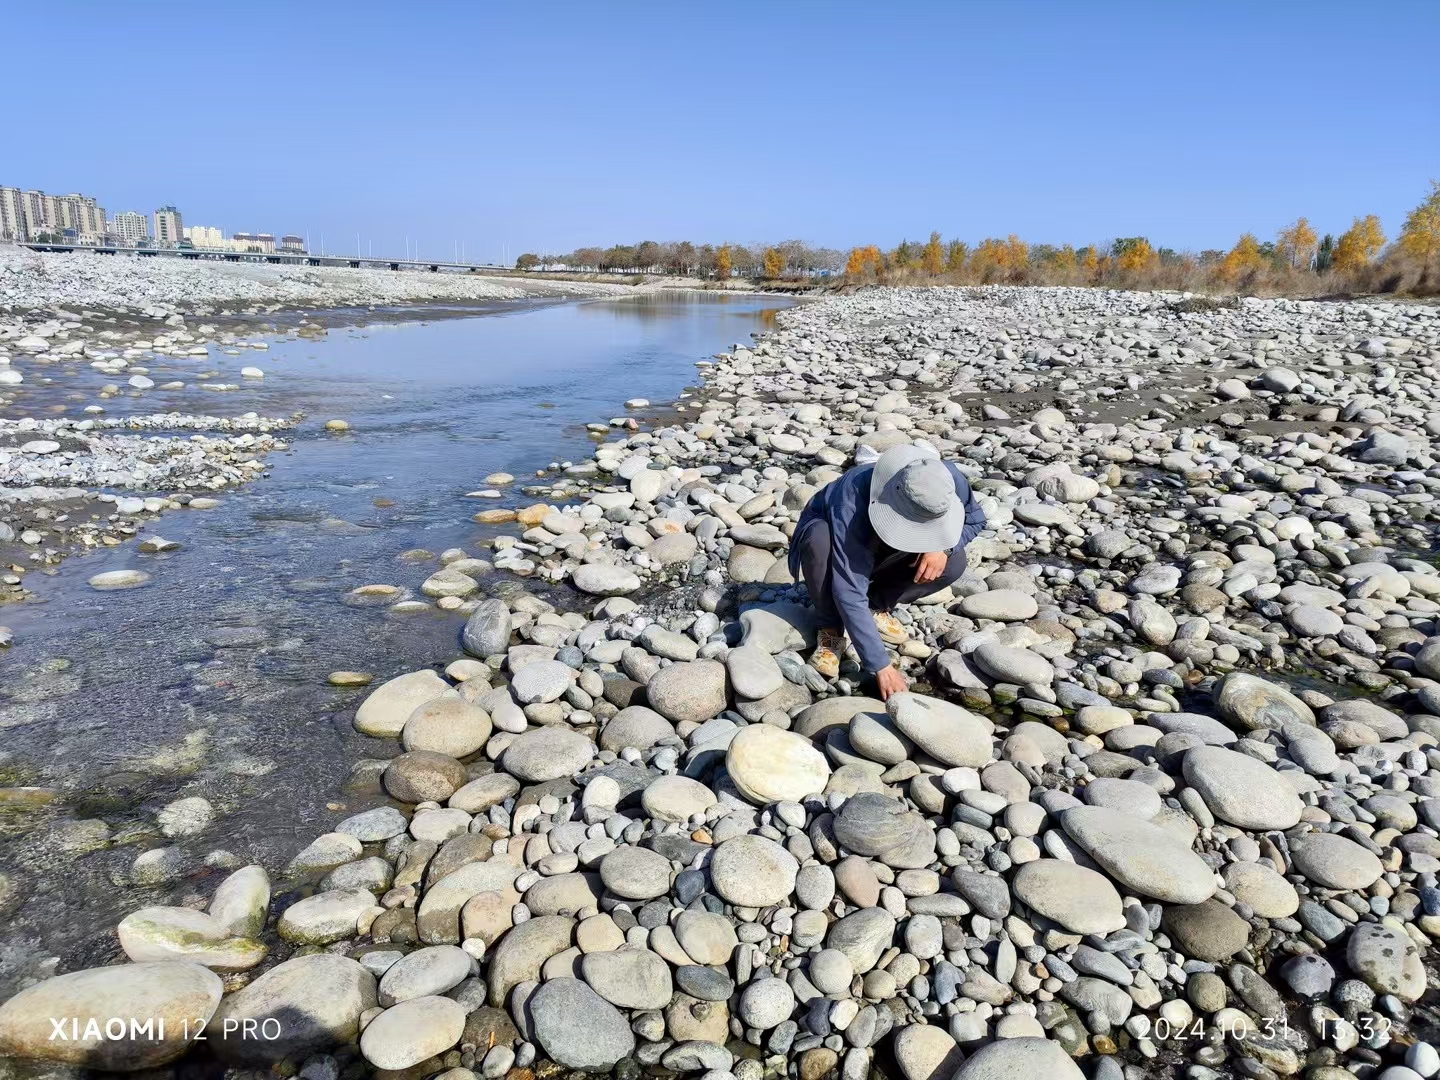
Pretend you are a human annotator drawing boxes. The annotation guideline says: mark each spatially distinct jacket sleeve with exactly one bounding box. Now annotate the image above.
[828,500,892,674]
[955,470,988,550]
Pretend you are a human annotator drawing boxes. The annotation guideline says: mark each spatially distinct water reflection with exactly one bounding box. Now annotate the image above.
[0,292,792,994]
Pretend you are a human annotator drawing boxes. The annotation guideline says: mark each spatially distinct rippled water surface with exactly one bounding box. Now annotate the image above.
[0,292,792,994]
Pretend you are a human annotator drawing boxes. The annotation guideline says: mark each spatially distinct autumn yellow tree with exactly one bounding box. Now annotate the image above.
[1333,215,1387,273]
[1114,237,1156,274]
[1277,218,1318,270]
[945,240,968,275]
[763,246,785,278]
[1397,181,1440,265]
[1221,233,1267,280]
[1052,244,1078,277]
[1080,246,1102,282]
[844,246,885,278]
[922,231,944,275]
[716,244,732,280]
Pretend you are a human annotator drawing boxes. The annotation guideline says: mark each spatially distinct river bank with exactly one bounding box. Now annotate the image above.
[2,284,1440,1080]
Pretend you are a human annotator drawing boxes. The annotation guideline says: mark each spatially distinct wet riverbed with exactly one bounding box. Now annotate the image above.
[0,291,792,997]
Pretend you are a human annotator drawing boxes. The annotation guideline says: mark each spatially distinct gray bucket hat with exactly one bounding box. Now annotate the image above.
[867,443,965,553]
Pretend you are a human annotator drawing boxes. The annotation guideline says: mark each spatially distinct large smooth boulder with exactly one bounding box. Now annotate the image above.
[117,907,266,970]
[645,659,728,723]
[501,727,594,782]
[954,1038,1085,1079]
[526,978,635,1069]
[1012,860,1125,935]
[832,792,937,869]
[1182,745,1303,830]
[1214,672,1314,731]
[354,670,454,737]
[726,724,831,804]
[709,835,798,907]
[0,963,222,1070]
[1062,806,1215,904]
[359,996,466,1070]
[887,692,993,767]
[211,954,377,1064]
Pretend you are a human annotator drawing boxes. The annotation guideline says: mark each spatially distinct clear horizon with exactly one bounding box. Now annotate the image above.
[8,0,1438,263]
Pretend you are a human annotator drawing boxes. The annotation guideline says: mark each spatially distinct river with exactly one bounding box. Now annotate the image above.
[0,291,793,997]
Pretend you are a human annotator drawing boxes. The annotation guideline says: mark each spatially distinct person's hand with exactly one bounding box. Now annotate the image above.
[914,551,948,585]
[876,664,908,700]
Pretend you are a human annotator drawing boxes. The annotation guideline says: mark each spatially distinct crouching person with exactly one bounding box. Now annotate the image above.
[788,444,987,699]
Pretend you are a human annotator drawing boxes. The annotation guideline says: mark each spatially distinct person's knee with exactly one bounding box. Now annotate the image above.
[936,547,968,588]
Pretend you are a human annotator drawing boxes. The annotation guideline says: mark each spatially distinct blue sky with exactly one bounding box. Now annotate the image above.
[9,1,1437,261]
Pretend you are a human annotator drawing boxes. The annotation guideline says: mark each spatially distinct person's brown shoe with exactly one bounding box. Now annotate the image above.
[810,627,845,679]
[872,610,907,645]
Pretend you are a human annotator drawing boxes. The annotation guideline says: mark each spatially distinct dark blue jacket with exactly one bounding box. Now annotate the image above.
[788,461,987,672]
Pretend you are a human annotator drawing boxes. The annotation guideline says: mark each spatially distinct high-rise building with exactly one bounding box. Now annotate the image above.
[54,194,106,242]
[111,211,150,243]
[154,206,184,246]
[3,188,105,243]
[232,232,276,253]
[0,187,25,241]
[280,234,305,253]
[21,191,52,239]
[184,225,224,247]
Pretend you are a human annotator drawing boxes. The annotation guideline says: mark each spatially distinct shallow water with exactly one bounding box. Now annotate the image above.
[0,291,792,995]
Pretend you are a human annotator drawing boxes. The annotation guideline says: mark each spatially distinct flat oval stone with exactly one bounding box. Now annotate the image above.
[1061,805,1215,904]
[359,995,466,1070]
[0,962,222,1070]
[887,692,993,768]
[1012,859,1125,935]
[709,835,798,907]
[953,1037,1085,1079]
[726,724,831,805]
[1182,745,1303,830]
[1287,832,1383,890]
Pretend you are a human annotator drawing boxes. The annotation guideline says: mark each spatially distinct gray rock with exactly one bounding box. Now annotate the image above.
[1346,922,1426,1002]
[581,948,673,1010]
[359,995,466,1070]
[0,963,223,1070]
[646,659,728,723]
[599,845,673,900]
[1287,832,1384,890]
[355,670,454,737]
[378,945,472,1005]
[526,978,635,1069]
[725,723,831,805]
[462,599,512,658]
[832,792,936,869]
[212,954,376,1064]
[887,692,992,767]
[1062,806,1215,904]
[1214,672,1314,731]
[953,1037,1085,1079]
[1012,859,1125,935]
[727,645,784,700]
[1182,745,1303,830]
[502,727,594,782]
[739,978,796,1029]
[509,660,574,704]
[969,644,1054,686]
[710,835,798,907]
[572,564,641,596]
[824,907,895,974]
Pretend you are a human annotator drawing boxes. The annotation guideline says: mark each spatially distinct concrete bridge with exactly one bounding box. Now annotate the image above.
[18,241,529,274]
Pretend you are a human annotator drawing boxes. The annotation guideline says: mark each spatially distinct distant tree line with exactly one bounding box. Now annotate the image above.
[840,181,1440,296]
[514,240,845,279]
[510,182,1440,296]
